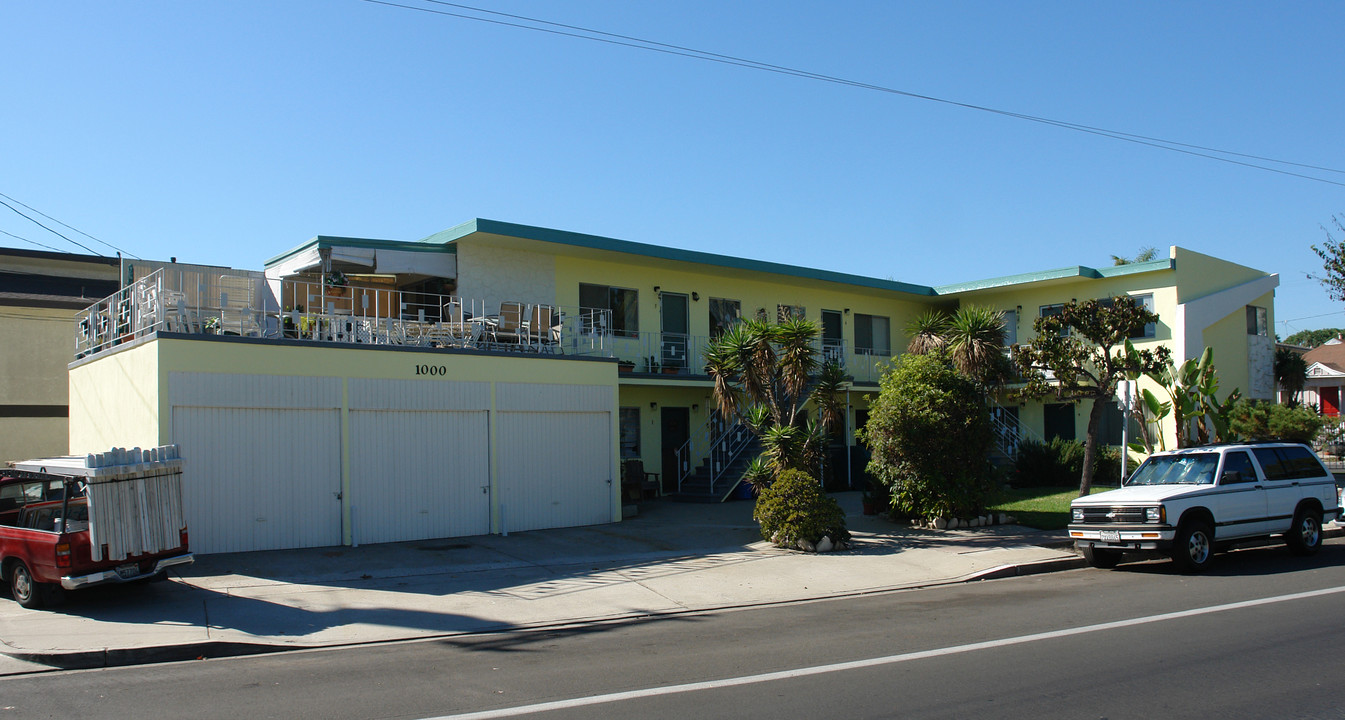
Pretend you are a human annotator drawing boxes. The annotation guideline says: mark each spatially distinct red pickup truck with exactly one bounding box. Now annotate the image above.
[0,446,193,609]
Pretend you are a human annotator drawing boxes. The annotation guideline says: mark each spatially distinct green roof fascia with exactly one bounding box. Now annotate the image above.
[265,235,456,269]
[421,218,939,297]
[933,257,1175,295]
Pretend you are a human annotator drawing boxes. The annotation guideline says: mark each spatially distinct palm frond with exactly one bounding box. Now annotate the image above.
[906,309,950,355]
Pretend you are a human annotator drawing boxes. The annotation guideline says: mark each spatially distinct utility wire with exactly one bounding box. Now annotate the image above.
[0,197,103,256]
[0,228,67,254]
[0,192,139,259]
[364,0,1345,187]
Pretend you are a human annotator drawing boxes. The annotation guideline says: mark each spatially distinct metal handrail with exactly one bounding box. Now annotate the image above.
[674,413,756,496]
[75,272,615,360]
[987,398,1042,461]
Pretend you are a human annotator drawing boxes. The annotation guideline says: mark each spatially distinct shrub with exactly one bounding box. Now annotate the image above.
[1013,438,1124,488]
[1229,400,1323,443]
[753,469,850,547]
[859,351,995,519]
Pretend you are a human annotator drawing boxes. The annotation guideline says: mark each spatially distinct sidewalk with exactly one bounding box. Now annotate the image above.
[0,492,1081,674]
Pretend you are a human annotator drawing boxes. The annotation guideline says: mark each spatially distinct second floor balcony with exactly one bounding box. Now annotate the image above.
[74,268,894,385]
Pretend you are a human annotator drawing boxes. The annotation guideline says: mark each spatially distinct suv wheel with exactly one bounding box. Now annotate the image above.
[1082,546,1121,569]
[1171,521,1215,573]
[1286,506,1323,556]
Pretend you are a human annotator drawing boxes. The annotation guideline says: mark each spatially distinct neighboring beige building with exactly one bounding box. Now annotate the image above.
[0,247,119,464]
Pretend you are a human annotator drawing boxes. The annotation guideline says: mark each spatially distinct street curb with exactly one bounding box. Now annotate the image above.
[962,555,1089,582]
[1,640,294,672]
[0,550,1087,673]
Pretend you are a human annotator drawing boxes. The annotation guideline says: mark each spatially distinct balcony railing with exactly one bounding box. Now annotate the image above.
[75,269,614,360]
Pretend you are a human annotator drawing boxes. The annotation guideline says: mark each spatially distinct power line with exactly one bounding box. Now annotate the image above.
[0,192,140,259]
[0,228,66,254]
[0,197,103,256]
[363,0,1345,187]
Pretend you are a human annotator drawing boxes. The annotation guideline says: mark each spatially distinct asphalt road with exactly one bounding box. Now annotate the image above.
[6,540,1345,719]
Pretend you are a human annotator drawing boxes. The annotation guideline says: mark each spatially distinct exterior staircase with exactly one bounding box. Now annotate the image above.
[671,415,758,503]
[673,436,761,503]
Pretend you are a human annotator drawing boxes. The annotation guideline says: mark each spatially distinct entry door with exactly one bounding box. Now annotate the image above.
[1044,403,1076,441]
[661,407,691,494]
[1323,387,1340,416]
[661,292,689,370]
[821,310,843,364]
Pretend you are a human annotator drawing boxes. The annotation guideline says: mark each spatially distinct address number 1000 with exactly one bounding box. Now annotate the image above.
[415,365,447,376]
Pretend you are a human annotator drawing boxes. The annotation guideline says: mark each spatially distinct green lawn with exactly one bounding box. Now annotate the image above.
[988,485,1112,530]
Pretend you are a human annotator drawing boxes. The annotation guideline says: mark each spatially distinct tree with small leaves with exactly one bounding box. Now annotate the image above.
[1011,297,1171,497]
[1310,214,1345,302]
[1282,328,1343,348]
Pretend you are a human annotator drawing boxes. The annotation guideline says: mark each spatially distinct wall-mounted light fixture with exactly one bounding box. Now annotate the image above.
[692,403,699,411]
[843,308,850,314]
[653,286,661,294]
[692,292,699,301]
[650,401,658,409]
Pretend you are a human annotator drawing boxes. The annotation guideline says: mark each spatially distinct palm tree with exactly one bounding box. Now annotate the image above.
[704,317,847,482]
[906,305,1009,387]
[945,305,1009,387]
[1274,346,1308,407]
[1111,247,1158,265]
[905,309,950,355]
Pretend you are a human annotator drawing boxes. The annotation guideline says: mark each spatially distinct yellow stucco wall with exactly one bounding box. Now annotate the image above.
[552,253,934,357]
[0,305,84,462]
[70,337,618,455]
[1172,247,1270,306]
[68,340,161,454]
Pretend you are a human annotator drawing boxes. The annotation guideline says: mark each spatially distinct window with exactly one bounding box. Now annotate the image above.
[619,407,641,459]
[1098,401,1142,446]
[1129,294,1156,339]
[579,283,638,337]
[1246,305,1268,336]
[854,314,891,355]
[1096,295,1157,340]
[1040,303,1068,337]
[777,304,806,322]
[709,298,741,338]
[1220,451,1256,484]
[1002,309,1017,347]
[1254,446,1326,480]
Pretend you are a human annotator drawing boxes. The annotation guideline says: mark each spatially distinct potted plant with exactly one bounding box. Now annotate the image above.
[324,271,349,296]
[861,486,881,515]
[617,359,636,373]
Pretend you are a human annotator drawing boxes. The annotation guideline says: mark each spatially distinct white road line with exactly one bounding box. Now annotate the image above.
[426,584,1345,719]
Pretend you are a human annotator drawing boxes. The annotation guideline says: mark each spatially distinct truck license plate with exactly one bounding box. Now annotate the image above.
[115,563,139,579]
[1099,530,1121,543]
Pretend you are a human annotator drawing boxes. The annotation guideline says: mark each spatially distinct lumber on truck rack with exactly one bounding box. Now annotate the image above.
[9,445,188,563]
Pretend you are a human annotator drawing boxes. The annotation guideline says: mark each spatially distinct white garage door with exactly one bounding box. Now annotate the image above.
[348,409,491,544]
[173,406,343,553]
[496,411,612,533]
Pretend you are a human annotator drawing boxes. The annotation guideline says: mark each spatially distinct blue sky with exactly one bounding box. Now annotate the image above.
[5,1,1343,338]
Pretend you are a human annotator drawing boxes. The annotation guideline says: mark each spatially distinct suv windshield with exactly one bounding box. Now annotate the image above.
[1125,453,1219,486]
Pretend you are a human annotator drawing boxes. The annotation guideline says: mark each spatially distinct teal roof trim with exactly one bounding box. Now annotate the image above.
[266,234,457,267]
[425,218,939,296]
[933,258,1174,295]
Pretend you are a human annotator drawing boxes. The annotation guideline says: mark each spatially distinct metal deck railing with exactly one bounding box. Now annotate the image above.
[74,269,615,360]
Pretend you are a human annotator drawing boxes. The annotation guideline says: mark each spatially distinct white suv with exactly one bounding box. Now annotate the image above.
[1069,442,1340,572]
